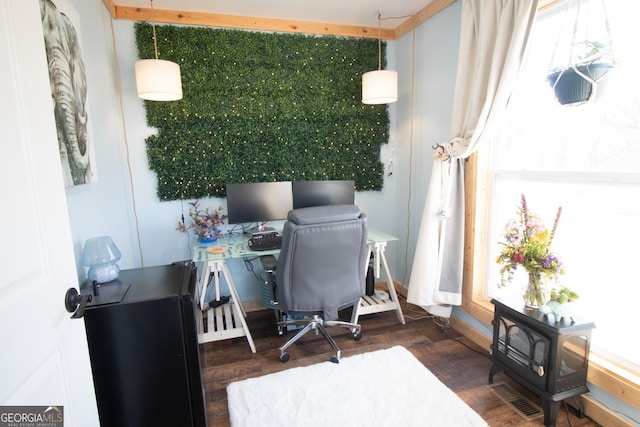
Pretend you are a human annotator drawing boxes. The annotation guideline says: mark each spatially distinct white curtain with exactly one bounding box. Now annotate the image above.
[407,0,539,318]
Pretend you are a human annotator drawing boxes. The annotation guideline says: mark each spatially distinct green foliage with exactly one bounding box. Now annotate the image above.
[550,286,579,304]
[135,23,390,201]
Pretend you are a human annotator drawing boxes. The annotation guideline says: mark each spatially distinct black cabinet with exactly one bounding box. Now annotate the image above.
[489,297,595,427]
[80,262,206,427]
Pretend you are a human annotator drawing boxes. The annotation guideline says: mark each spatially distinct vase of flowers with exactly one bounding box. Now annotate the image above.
[496,195,565,308]
[176,200,228,243]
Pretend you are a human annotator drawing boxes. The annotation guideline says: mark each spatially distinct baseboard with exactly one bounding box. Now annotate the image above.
[581,395,634,427]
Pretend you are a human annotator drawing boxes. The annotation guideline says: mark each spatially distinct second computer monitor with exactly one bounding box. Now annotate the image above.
[292,180,355,209]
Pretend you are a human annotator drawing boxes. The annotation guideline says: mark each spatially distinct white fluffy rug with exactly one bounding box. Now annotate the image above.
[227,345,488,426]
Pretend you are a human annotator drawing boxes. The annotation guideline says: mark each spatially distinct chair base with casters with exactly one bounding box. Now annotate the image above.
[277,314,362,363]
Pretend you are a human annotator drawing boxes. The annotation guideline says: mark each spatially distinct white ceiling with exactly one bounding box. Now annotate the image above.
[111,0,434,29]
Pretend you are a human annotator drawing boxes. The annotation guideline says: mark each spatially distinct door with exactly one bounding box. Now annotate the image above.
[0,1,99,425]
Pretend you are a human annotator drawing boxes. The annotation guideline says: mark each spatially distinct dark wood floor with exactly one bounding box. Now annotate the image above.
[200,297,599,427]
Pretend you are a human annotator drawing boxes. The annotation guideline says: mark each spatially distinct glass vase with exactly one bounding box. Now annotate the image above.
[523,270,550,308]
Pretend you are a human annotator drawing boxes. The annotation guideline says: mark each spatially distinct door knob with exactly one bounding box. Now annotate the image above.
[64,288,92,319]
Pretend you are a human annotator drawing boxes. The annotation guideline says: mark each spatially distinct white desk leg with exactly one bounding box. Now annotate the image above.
[220,261,247,317]
[198,261,212,310]
[351,246,372,324]
[378,243,405,324]
[351,242,405,325]
[198,260,256,353]
[217,261,256,353]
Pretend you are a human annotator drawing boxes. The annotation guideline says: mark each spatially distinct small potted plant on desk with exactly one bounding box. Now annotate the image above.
[547,40,615,106]
[177,200,228,243]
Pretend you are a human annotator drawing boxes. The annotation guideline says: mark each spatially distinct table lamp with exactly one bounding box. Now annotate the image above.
[82,236,121,283]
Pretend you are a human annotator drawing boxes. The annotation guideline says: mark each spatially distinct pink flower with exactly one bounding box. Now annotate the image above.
[511,253,525,264]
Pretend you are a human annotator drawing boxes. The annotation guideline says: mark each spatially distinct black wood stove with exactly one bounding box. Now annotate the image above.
[489,297,595,427]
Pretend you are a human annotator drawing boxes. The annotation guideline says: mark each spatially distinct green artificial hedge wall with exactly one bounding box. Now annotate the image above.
[135,23,390,201]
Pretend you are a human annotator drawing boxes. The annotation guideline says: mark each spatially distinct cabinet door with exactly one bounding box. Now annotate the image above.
[86,298,193,426]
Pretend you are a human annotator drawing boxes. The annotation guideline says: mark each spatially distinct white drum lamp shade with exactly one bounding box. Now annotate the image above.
[362,69,398,104]
[135,59,183,101]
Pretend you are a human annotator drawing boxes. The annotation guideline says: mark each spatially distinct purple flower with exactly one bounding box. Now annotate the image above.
[541,254,562,271]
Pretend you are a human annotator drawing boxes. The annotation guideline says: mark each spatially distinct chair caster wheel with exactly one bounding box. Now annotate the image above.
[353,331,362,341]
[330,355,340,364]
[279,352,290,362]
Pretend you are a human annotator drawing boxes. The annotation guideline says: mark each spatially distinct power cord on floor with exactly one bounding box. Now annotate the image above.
[434,316,493,361]
[393,292,434,321]
[563,401,574,427]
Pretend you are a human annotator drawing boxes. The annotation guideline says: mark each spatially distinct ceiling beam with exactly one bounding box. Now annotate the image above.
[102,0,565,40]
[114,6,395,40]
[101,0,117,18]
[394,0,457,39]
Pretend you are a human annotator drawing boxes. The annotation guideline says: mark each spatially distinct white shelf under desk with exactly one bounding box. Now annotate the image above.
[351,230,405,325]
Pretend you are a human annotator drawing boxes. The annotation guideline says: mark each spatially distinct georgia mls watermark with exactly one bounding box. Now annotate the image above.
[0,406,63,427]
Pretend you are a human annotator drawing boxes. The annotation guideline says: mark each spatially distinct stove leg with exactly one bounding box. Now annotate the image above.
[488,362,502,383]
[569,396,585,418]
[541,398,560,427]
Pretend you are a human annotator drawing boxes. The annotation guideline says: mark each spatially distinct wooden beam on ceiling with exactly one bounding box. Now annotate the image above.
[114,6,395,40]
[101,0,565,40]
[394,0,457,39]
[101,0,117,18]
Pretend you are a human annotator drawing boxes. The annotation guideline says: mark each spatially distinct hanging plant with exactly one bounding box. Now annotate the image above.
[546,0,616,105]
[547,40,615,105]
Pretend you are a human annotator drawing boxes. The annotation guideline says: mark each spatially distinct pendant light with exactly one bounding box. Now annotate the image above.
[135,0,183,101]
[362,13,397,105]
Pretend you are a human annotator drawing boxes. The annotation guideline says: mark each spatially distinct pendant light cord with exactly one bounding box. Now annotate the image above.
[402,28,416,286]
[109,15,145,267]
[376,12,413,71]
[377,12,382,70]
[151,0,159,60]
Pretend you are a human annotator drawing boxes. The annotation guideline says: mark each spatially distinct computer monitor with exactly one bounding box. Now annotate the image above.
[226,181,293,233]
[292,180,355,209]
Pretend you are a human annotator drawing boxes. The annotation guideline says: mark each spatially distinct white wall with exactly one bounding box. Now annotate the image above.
[392,1,461,287]
[63,0,139,282]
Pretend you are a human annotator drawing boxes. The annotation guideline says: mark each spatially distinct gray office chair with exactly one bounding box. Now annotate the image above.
[273,204,368,363]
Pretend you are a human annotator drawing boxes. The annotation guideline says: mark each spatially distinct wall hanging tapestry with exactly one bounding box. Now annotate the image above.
[41,0,97,186]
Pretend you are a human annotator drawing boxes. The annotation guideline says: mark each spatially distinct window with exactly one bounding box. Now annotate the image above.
[484,1,640,373]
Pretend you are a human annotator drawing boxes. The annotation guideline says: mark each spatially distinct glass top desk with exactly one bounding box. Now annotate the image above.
[192,229,405,352]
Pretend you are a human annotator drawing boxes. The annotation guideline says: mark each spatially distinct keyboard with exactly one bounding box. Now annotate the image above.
[248,233,283,251]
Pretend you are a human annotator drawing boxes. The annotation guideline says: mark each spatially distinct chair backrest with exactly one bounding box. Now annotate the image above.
[275,204,368,320]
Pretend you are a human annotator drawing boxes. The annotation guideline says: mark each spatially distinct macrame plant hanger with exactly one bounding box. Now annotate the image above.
[547,0,615,105]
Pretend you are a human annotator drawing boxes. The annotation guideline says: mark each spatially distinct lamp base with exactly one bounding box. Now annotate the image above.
[88,263,120,283]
